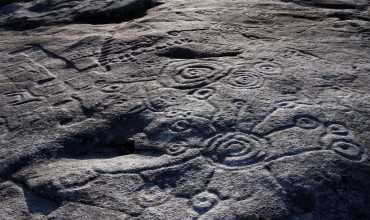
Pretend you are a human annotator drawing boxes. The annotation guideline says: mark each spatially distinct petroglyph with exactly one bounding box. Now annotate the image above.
[3,90,43,106]
[223,68,265,89]
[136,186,171,208]
[202,132,268,169]
[191,191,219,214]
[254,61,283,76]
[191,87,216,100]
[278,48,320,61]
[1,0,370,219]
[158,60,233,89]
[132,108,217,155]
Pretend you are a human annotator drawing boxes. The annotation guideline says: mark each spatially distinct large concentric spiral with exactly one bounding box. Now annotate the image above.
[202,132,268,169]
[225,69,264,89]
[159,60,232,89]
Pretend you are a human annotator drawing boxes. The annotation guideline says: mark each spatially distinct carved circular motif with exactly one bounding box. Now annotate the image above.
[294,115,321,129]
[202,132,267,169]
[225,69,264,89]
[192,88,215,100]
[159,60,232,89]
[192,191,219,214]
[145,89,183,112]
[170,119,192,133]
[166,142,188,156]
[99,83,125,93]
[137,186,170,207]
[330,140,364,161]
[254,62,282,76]
[327,124,350,136]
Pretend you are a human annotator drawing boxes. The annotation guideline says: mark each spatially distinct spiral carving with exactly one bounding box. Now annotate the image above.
[225,69,264,89]
[202,132,267,169]
[159,60,232,89]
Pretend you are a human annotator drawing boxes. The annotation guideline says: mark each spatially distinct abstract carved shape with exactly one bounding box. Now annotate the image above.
[134,110,217,155]
[145,88,187,112]
[326,124,350,136]
[321,123,366,161]
[99,83,125,93]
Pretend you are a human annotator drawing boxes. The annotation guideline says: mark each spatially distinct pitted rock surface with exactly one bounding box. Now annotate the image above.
[0,0,370,219]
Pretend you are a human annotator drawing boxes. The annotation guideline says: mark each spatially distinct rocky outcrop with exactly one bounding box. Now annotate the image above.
[0,0,370,219]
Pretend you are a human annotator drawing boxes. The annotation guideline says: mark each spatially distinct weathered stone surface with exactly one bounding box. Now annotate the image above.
[0,0,370,219]
[48,202,129,220]
[0,181,30,220]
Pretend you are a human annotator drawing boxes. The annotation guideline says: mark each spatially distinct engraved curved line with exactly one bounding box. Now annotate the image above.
[250,101,315,134]
[93,151,202,175]
[264,147,324,162]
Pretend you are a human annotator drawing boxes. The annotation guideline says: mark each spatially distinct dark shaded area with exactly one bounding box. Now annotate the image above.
[0,0,31,7]
[75,0,163,24]
[280,163,370,220]
[59,114,147,159]
[0,113,147,181]
[23,188,60,215]
[157,46,243,59]
[0,0,163,30]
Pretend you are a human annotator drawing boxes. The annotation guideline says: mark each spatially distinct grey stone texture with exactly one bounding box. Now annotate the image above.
[0,0,370,219]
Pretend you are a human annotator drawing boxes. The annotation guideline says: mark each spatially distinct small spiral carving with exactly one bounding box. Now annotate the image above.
[225,69,264,89]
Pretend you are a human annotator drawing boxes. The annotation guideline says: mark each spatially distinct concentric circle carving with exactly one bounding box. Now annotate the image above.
[202,132,267,169]
[159,60,232,89]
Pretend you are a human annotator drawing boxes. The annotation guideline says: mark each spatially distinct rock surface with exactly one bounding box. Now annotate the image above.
[0,0,370,219]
